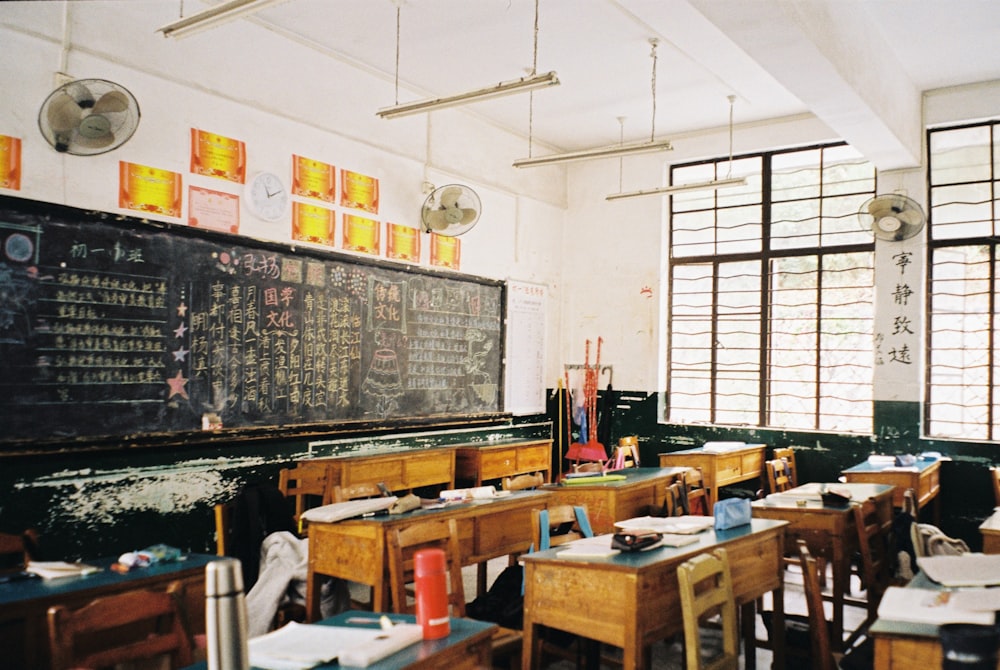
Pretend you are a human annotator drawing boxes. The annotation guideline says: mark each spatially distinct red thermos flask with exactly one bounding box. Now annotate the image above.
[413,548,450,639]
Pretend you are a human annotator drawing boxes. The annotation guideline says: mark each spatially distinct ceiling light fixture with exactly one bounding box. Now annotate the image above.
[516,37,672,168]
[158,0,290,39]
[376,71,560,119]
[377,0,558,119]
[606,94,747,201]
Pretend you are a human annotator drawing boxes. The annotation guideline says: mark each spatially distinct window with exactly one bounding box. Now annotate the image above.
[926,121,1000,440]
[666,144,876,432]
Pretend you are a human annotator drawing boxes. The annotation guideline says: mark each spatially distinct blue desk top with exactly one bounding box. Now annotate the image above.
[842,457,940,475]
[520,518,787,568]
[186,611,496,670]
[0,553,220,607]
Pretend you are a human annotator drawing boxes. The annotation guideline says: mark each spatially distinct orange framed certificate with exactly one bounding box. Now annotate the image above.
[0,135,21,190]
[342,213,380,255]
[119,162,182,217]
[292,202,335,246]
[430,233,460,270]
[190,128,246,183]
[292,154,336,202]
[340,169,379,213]
[386,222,421,262]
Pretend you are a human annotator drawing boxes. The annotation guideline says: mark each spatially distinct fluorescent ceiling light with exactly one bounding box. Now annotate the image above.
[158,0,290,39]
[376,71,560,119]
[605,176,748,201]
[513,138,674,168]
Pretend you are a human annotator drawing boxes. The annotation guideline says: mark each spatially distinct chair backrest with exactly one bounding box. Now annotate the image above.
[991,466,1000,507]
[47,582,193,670]
[683,467,710,514]
[765,458,793,494]
[667,480,690,516]
[0,529,38,574]
[386,518,466,617]
[796,539,836,670]
[677,548,739,670]
[531,504,593,551]
[773,447,799,487]
[213,502,234,557]
[853,496,894,622]
[277,462,330,527]
[502,472,545,492]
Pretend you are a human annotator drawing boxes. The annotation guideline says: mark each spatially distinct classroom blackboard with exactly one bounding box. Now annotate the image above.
[0,196,504,448]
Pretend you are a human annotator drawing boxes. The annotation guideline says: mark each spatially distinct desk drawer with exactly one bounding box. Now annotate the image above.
[404,450,454,488]
[480,449,518,480]
[716,455,743,482]
[741,450,763,476]
[341,459,404,491]
[517,444,550,472]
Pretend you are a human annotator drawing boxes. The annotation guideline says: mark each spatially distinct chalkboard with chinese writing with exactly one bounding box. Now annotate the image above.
[0,196,504,448]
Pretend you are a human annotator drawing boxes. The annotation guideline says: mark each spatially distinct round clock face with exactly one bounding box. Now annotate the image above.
[247,171,289,221]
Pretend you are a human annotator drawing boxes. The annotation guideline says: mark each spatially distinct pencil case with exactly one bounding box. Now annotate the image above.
[713,498,752,530]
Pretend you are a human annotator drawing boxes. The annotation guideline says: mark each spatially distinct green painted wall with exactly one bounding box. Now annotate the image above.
[0,420,551,560]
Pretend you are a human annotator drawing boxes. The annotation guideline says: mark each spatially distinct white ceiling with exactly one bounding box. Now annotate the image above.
[222,0,1000,170]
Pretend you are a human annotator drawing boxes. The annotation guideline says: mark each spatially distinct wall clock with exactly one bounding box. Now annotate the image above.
[247,171,289,221]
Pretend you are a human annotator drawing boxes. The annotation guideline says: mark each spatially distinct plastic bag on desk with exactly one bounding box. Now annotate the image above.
[713,498,752,530]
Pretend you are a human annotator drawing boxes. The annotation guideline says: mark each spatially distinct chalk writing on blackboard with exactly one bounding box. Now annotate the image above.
[0,196,504,447]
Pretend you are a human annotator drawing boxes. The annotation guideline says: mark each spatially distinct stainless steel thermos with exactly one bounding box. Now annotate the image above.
[205,558,250,670]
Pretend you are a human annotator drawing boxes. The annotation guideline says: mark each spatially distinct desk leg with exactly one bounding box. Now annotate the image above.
[831,540,847,650]
[305,567,322,622]
[522,620,539,670]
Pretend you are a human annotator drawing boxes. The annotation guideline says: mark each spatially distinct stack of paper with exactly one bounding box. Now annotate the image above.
[877,586,1000,625]
[26,561,101,580]
[615,515,714,535]
[248,621,423,669]
[702,441,745,453]
[918,553,1000,587]
[299,497,397,524]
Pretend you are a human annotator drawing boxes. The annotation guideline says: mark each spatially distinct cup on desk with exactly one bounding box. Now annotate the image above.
[940,622,1000,669]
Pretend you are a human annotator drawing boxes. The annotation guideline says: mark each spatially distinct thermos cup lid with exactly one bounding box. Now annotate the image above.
[414,548,446,575]
[206,557,244,597]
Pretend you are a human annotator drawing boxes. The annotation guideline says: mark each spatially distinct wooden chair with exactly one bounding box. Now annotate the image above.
[277,462,330,532]
[502,472,545,492]
[677,548,739,670]
[386,518,522,669]
[847,496,894,645]
[797,539,837,670]
[47,581,193,670]
[991,466,1000,507]
[764,458,794,494]
[773,447,799,486]
[683,467,710,515]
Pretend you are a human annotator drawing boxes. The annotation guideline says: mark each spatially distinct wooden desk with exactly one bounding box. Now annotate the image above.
[980,509,1000,554]
[0,553,220,670]
[658,444,766,504]
[544,467,689,534]
[752,482,895,649]
[306,490,551,619]
[520,518,788,670]
[307,446,457,493]
[454,438,553,486]
[869,572,1000,670]
[185,610,497,670]
[841,457,941,524]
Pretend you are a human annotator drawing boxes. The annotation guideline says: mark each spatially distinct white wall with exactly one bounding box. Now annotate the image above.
[2,3,998,405]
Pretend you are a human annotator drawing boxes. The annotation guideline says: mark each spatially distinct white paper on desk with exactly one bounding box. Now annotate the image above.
[299,497,397,524]
[877,587,996,626]
[248,621,421,670]
[556,535,621,559]
[918,553,1000,587]
[615,515,714,535]
[26,561,101,579]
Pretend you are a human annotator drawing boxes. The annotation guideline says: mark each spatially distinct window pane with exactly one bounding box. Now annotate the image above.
[930,125,993,185]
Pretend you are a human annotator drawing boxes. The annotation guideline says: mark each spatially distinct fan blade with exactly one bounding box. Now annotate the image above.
[92,90,130,114]
[46,92,84,134]
[868,199,894,220]
[423,209,452,231]
[458,208,478,226]
[897,208,925,230]
[439,186,463,209]
[74,130,116,150]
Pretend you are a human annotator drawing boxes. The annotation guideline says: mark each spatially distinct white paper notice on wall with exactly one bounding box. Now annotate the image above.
[505,279,547,415]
